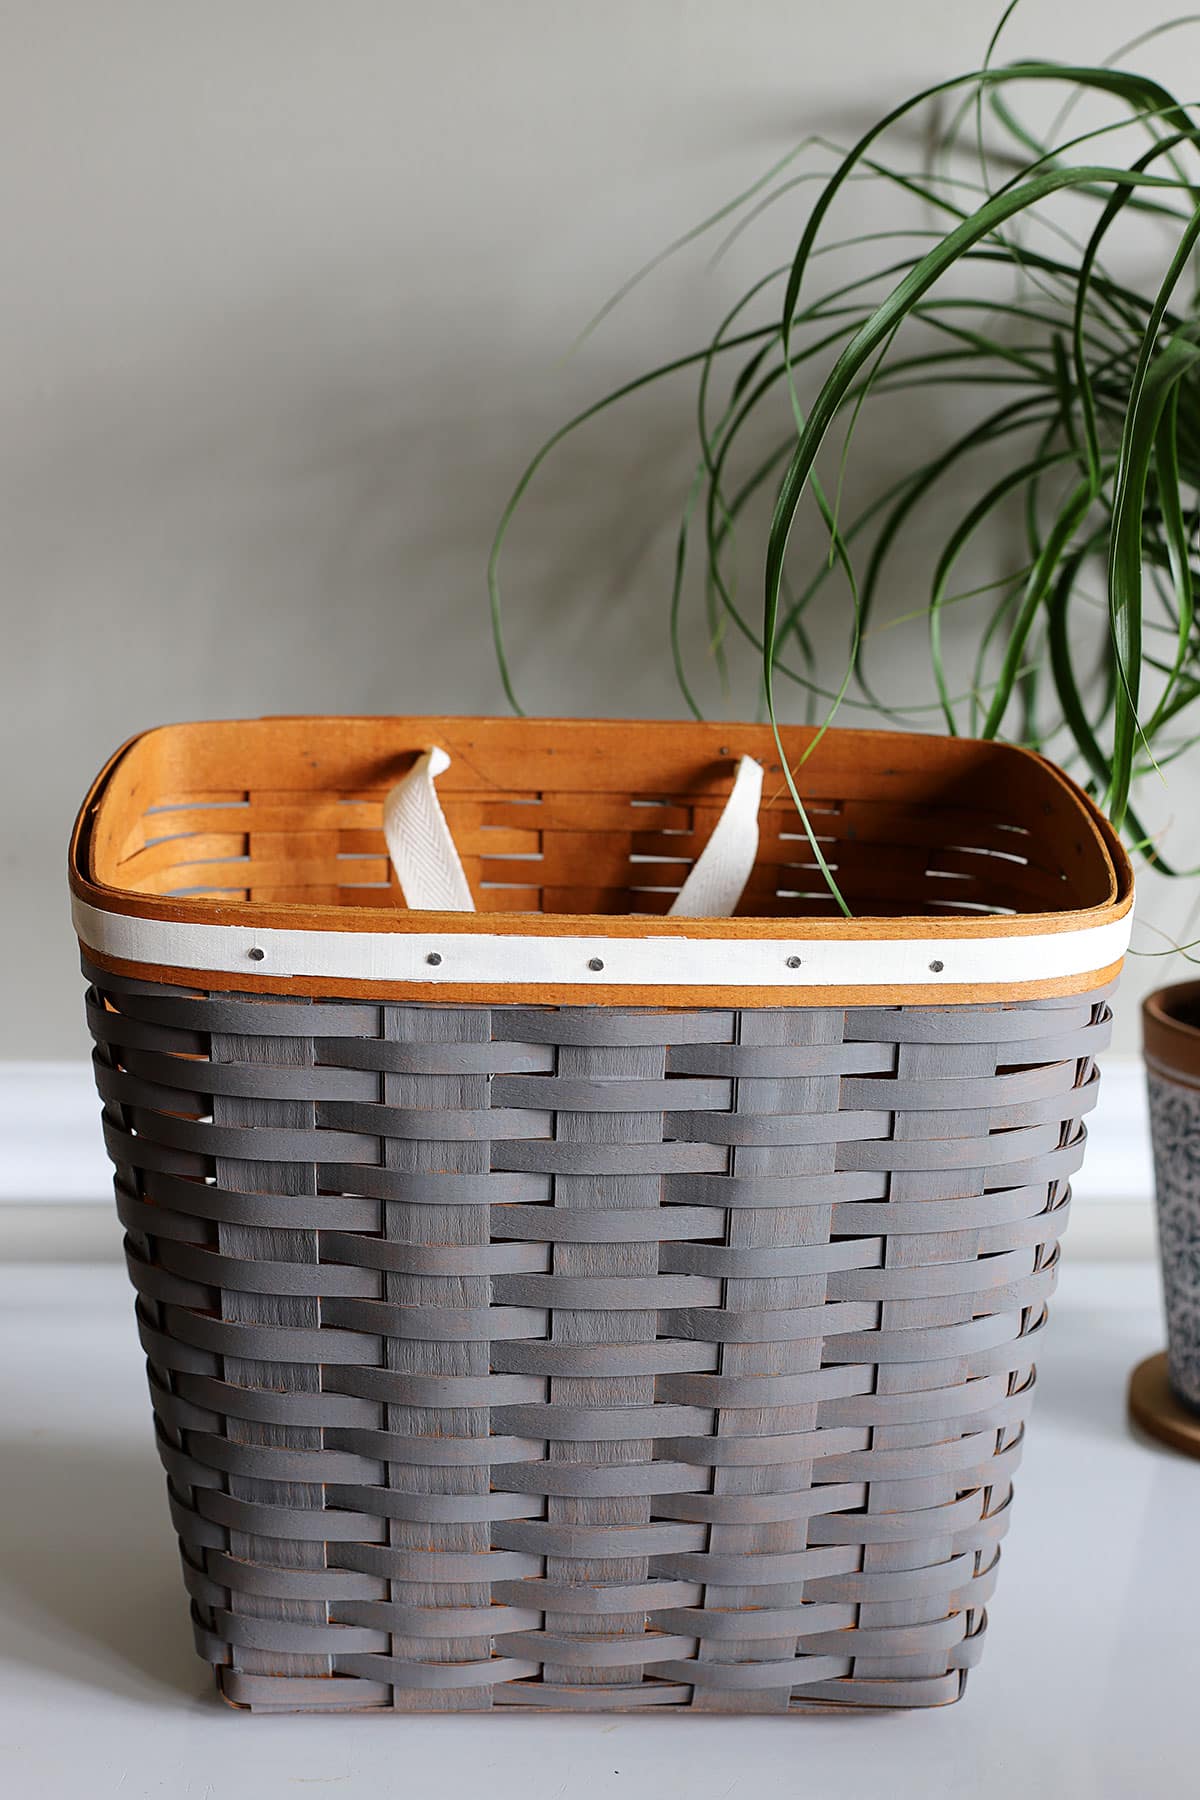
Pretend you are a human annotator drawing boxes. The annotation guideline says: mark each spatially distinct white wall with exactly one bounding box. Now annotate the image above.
[3,0,1193,1056]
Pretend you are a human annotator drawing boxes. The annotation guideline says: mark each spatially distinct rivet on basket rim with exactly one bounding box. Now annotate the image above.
[588,957,605,972]
[426,952,443,967]
[929,959,945,973]
[786,955,802,969]
[247,946,266,962]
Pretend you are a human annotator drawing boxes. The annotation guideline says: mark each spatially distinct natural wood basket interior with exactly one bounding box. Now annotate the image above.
[83,717,1121,923]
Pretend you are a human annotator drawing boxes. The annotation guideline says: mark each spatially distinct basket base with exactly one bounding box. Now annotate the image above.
[1128,1351,1200,1459]
[215,1669,969,1714]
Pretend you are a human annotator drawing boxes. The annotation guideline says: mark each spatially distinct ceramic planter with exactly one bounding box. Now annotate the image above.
[1143,982,1200,1414]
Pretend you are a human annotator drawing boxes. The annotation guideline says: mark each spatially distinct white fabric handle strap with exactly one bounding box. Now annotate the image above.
[382,747,476,912]
[667,753,763,918]
[383,748,764,918]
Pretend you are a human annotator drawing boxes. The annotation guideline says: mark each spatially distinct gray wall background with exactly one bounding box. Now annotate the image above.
[4,0,1194,1058]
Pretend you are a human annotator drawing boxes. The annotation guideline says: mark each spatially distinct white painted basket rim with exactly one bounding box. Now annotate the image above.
[72,896,1133,993]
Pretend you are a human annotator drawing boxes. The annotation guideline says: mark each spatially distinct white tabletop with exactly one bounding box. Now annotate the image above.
[1,1259,1192,1800]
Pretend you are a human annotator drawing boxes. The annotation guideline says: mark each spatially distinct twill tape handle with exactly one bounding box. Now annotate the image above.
[383,748,764,918]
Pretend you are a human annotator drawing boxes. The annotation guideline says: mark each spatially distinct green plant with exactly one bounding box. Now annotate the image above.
[489,3,1200,908]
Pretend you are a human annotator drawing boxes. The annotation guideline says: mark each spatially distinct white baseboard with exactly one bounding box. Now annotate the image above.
[0,1057,1156,1263]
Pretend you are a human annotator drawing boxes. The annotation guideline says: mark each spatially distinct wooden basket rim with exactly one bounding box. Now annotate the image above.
[69,716,1133,1008]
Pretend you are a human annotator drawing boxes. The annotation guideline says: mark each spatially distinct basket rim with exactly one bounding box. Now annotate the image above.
[69,716,1133,1008]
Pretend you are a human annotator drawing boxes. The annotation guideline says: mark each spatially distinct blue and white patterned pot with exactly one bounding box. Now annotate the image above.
[1144,983,1200,1414]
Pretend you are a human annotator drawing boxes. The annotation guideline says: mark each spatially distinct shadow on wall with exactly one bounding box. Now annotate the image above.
[12,256,988,744]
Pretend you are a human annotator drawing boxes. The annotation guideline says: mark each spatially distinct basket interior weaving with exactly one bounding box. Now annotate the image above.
[81,717,1121,923]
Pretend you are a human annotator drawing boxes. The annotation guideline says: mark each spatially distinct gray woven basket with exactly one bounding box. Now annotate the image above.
[71,717,1133,1712]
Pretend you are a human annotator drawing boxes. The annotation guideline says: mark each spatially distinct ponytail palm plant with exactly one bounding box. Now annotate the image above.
[489,5,1200,908]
